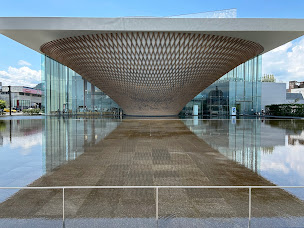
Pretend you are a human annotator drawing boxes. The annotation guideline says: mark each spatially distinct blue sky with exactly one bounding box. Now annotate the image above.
[1,0,304,87]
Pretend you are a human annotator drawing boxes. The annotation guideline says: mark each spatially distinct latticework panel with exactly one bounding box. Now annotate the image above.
[40,32,264,116]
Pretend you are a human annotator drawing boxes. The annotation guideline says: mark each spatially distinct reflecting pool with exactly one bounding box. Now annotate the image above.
[0,117,304,227]
[184,118,304,199]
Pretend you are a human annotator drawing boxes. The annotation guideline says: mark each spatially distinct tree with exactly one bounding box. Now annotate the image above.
[0,100,6,109]
[262,74,276,82]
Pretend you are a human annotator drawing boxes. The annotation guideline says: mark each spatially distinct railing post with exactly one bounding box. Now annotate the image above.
[248,187,251,228]
[156,187,158,227]
[63,187,65,228]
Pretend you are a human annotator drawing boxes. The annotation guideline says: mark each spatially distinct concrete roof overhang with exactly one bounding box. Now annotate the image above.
[1,17,304,54]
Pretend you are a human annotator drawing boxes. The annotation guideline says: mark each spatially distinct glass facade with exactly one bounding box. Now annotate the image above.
[182,55,262,115]
[42,56,121,115]
[42,54,261,116]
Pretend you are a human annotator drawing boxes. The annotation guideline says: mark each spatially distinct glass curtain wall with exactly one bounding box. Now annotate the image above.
[42,56,120,115]
[43,54,261,116]
[182,55,262,116]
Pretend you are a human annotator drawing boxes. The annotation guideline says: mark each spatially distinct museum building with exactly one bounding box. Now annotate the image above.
[1,9,304,116]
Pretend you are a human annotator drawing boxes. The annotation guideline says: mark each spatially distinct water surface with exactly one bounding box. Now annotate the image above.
[1,117,304,227]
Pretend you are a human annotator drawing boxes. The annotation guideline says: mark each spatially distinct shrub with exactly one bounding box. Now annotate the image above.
[266,104,304,117]
[23,108,40,115]
[0,100,6,110]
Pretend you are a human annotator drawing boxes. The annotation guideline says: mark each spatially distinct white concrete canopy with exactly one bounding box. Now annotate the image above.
[1,17,304,54]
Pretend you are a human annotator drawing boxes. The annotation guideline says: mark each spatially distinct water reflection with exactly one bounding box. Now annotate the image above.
[0,117,304,227]
[183,119,304,199]
[0,119,44,203]
[44,118,121,172]
[0,117,121,203]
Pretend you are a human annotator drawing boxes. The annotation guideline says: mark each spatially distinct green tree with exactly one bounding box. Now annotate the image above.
[0,100,6,109]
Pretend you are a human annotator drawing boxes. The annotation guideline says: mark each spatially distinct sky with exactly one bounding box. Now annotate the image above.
[1,0,304,87]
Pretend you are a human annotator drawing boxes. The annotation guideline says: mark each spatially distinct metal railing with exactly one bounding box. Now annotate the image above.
[1,185,304,228]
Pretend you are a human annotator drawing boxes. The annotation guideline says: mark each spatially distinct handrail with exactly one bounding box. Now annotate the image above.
[1,185,304,189]
[1,185,304,228]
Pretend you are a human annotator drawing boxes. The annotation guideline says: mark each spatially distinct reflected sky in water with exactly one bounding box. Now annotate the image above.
[0,117,121,202]
[0,118,44,202]
[1,117,304,202]
[183,117,304,199]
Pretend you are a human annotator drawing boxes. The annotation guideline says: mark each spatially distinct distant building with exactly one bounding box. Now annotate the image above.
[288,80,304,99]
[289,81,304,91]
[261,82,304,111]
[0,85,42,109]
[261,82,287,111]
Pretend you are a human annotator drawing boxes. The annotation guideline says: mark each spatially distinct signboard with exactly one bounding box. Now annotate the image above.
[231,107,237,116]
[22,88,42,95]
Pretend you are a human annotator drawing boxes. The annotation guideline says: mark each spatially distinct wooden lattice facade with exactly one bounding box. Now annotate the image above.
[40,32,264,116]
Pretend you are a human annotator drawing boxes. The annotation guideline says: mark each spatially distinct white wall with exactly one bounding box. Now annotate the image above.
[261,82,286,110]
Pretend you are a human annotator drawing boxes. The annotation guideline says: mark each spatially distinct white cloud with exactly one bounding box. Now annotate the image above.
[260,161,290,174]
[18,60,31,66]
[0,66,41,88]
[262,36,304,83]
[10,134,43,155]
[270,41,292,53]
[261,144,304,178]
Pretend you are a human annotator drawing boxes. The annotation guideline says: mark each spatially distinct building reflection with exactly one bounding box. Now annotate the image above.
[0,117,121,203]
[262,119,304,146]
[0,118,45,203]
[0,118,44,153]
[183,119,261,173]
[0,118,43,143]
[0,120,5,145]
[44,117,121,173]
[0,117,121,173]
[184,118,304,176]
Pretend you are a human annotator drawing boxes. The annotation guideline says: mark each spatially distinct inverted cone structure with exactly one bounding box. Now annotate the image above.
[41,32,263,116]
